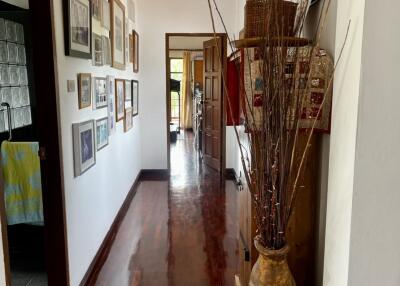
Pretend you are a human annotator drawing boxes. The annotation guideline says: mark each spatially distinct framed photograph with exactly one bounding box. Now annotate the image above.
[129,34,133,63]
[64,0,92,59]
[102,0,111,29]
[125,79,131,107]
[78,73,91,109]
[93,33,103,66]
[93,77,108,109]
[73,120,96,177]
[92,0,102,21]
[96,117,109,151]
[132,30,139,73]
[115,79,125,121]
[106,76,116,135]
[110,0,125,70]
[132,80,138,117]
[124,107,132,132]
[102,36,111,65]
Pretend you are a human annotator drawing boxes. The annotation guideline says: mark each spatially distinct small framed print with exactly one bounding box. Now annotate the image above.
[7,42,17,64]
[0,64,9,86]
[129,34,133,63]
[110,0,125,70]
[15,23,24,44]
[125,79,131,107]
[92,0,102,21]
[115,79,125,121]
[17,44,26,65]
[93,77,108,109]
[5,20,16,42]
[132,30,139,73]
[102,36,111,65]
[64,0,92,59]
[124,107,132,132]
[8,65,19,86]
[106,75,116,135]
[73,120,96,177]
[78,73,91,109]
[0,19,5,41]
[93,33,103,66]
[96,117,109,151]
[102,0,111,30]
[132,80,138,117]
[0,41,8,63]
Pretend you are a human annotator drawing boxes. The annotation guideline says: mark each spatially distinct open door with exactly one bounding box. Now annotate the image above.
[202,37,225,172]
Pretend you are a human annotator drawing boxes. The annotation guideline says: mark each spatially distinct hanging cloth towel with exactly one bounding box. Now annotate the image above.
[1,141,44,225]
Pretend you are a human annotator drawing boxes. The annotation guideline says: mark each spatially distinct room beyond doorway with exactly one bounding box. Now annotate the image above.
[165,33,227,174]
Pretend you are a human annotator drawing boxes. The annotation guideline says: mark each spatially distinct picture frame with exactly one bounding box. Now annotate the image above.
[93,77,108,109]
[92,0,102,21]
[129,33,133,63]
[78,73,91,109]
[125,79,131,107]
[132,30,139,73]
[106,76,116,135]
[73,120,96,177]
[102,35,112,65]
[115,78,125,121]
[124,107,133,132]
[132,79,138,117]
[96,117,109,151]
[63,0,92,59]
[102,0,111,30]
[110,0,125,70]
[93,33,103,66]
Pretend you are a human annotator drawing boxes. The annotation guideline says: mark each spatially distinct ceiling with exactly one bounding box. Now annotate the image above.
[169,36,213,50]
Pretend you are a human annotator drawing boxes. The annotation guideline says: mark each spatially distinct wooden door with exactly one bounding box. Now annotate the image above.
[202,38,224,171]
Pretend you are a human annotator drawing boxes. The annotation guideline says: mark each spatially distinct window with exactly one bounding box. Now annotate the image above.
[170,58,183,125]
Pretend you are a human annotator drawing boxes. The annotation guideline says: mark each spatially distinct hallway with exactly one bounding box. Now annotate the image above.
[94,133,239,285]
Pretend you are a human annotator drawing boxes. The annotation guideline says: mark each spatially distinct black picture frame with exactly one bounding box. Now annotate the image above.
[63,0,92,59]
[132,79,139,117]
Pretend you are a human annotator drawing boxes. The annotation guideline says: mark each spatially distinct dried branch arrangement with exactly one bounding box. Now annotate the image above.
[207,0,349,250]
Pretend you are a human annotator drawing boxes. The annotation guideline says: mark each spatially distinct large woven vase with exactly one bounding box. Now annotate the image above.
[249,236,296,286]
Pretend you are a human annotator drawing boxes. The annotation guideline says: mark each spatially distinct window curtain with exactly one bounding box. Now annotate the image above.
[181,51,193,129]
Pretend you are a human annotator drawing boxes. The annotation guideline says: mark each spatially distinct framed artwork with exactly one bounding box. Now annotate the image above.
[102,35,111,65]
[124,107,132,132]
[64,0,92,59]
[132,80,138,117]
[125,19,129,64]
[110,0,125,70]
[93,77,108,109]
[78,73,91,109]
[102,0,111,30]
[129,34,133,63]
[132,30,139,73]
[73,120,96,177]
[93,33,103,66]
[92,0,102,21]
[127,0,135,23]
[115,79,125,121]
[125,79,131,107]
[106,76,116,135]
[96,117,109,151]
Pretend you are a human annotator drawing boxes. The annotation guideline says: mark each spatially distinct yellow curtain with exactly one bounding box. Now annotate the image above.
[181,51,193,129]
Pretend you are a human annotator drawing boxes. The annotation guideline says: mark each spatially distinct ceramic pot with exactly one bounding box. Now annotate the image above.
[249,236,296,286]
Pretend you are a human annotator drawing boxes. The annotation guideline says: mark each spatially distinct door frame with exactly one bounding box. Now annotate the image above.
[0,1,69,285]
[165,33,227,173]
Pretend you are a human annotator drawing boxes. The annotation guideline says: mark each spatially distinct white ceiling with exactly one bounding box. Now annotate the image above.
[169,36,213,50]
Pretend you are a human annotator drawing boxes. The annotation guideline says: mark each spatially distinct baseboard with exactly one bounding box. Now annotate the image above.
[79,170,142,286]
[140,169,169,180]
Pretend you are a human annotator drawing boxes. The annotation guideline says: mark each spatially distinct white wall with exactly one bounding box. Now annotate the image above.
[137,0,237,169]
[323,0,366,285]
[348,0,400,285]
[52,0,142,284]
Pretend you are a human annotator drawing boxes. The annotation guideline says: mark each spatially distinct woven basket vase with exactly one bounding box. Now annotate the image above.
[244,0,298,38]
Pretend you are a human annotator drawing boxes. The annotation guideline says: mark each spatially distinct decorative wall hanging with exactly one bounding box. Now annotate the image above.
[125,79,131,107]
[124,107,132,132]
[132,79,138,117]
[132,30,139,73]
[102,0,111,30]
[96,117,109,151]
[73,120,96,177]
[106,75,116,135]
[78,73,91,109]
[93,33,103,66]
[64,0,92,59]
[110,0,125,70]
[115,78,125,121]
[93,77,108,109]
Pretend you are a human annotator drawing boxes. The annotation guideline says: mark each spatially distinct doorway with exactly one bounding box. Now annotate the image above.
[0,1,68,286]
[165,33,227,174]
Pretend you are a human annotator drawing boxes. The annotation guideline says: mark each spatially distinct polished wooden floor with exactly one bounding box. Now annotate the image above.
[94,132,239,286]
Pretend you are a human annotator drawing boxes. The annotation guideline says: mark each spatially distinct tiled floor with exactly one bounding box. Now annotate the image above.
[94,132,239,285]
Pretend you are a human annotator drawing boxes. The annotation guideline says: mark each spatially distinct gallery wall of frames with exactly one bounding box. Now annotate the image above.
[64,0,140,177]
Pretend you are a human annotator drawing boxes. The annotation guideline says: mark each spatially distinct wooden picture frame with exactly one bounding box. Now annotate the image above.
[73,120,96,177]
[115,78,125,121]
[63,0,92,59]
[132,30,139,73]
[124,107,133,132]
[132,79,138,117]
[110,0,125,70]
[96,117,109,151]
[78,73,91,109]
[129,33,133,63]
